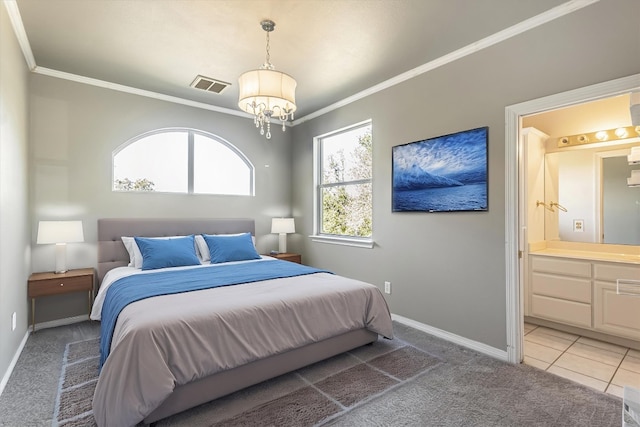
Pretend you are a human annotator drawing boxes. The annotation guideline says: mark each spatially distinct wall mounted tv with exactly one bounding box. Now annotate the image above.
[392,126,488,212]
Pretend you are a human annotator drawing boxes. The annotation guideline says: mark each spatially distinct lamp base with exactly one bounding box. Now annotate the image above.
[278,233,287,254]
[54,243,67,274]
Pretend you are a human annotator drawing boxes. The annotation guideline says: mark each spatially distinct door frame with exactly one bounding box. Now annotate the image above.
[504,73,640,363]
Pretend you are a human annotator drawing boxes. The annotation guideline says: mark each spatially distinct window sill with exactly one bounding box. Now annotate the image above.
[309,235,374,249]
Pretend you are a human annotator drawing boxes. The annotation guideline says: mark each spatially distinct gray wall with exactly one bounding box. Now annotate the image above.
[29,74,294,323]
[0,5,31,385]
[291,0,640,351]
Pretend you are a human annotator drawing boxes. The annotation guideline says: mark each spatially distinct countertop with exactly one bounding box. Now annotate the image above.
[530,248,640,265]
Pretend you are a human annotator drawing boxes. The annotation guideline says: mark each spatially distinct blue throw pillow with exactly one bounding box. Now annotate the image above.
[203,232,261,264]
[134,235,201,270]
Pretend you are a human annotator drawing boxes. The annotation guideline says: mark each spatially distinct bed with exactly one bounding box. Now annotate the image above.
[91,218,393,427]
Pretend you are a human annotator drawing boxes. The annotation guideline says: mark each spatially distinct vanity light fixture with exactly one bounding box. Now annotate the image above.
[557,125,640,148]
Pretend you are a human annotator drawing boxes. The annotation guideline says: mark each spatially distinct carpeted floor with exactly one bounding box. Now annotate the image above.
[52,337,441,426]
[0,320,624,426]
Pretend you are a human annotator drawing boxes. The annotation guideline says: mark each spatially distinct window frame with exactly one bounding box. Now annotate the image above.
[311,119,374,248]
[112,128,255,196]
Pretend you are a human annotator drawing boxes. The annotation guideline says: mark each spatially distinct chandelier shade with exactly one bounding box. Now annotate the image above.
[237,69,297,116]
[237,19,297,139]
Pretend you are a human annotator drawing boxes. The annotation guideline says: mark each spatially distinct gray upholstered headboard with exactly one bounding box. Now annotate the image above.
[97,218,255,285]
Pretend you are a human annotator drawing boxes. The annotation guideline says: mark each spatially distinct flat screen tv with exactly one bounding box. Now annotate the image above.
[392,126,488,212]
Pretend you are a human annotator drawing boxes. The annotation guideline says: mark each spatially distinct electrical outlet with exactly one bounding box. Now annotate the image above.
[573,219,584,232]
[384,281,391,294]
[11,312,16,331]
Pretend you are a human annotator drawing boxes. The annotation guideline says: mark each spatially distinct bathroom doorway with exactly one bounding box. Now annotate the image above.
[504,74,640,365]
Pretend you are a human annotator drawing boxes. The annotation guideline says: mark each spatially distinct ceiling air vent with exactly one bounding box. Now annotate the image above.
[190,75,230,94]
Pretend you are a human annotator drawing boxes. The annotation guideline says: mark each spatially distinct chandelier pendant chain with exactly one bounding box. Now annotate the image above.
[261,19,274,71]
[264,31,271,69]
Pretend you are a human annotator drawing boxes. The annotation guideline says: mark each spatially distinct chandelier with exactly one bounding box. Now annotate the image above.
[238,20,297,139]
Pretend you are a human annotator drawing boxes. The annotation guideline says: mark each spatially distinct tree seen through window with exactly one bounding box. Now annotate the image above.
[318,123,372,238]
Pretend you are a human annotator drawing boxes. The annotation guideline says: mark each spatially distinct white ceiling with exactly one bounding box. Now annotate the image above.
[12,0,574,120]
[524,94,633,138]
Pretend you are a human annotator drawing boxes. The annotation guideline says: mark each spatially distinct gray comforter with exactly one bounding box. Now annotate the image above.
[92,271,393,427]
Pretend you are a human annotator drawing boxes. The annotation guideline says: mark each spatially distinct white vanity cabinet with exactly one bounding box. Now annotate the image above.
[529,256,592,328]
[528,254,640,342]
[593,262,640,340]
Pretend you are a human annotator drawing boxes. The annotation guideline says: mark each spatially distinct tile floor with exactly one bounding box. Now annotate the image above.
[523,323,640,397]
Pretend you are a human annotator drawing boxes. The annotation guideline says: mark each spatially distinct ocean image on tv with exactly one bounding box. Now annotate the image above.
[392,127,488,212]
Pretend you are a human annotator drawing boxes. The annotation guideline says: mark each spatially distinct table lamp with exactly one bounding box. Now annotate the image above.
[37,220,84,273]
[271,218,295,254]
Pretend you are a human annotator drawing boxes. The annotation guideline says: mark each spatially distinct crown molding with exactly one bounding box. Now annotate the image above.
[292,0,600,125]
[33,66,251,118]
[3,0,36,70]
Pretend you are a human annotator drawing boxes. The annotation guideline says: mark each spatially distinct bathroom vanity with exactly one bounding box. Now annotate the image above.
[525,242,640,349]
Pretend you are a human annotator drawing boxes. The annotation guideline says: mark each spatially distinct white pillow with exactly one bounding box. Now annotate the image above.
[195,233,256,262]
[122,235,200,269]
[121,236,139,268]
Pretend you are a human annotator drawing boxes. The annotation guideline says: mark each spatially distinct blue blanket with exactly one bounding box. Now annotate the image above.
[99,260,330,367]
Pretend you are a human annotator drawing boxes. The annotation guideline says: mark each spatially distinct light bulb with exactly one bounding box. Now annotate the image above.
[615,127,628,138]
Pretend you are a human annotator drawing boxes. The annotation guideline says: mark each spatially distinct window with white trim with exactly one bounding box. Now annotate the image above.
[314,121,372,245]
[113,129,254,196]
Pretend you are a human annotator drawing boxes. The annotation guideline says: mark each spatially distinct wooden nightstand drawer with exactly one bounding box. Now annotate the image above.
[28,275,92,297]
[265,253,302,264]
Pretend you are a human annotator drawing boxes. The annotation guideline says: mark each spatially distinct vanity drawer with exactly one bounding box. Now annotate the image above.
[593,263,640,282]
[531,272,591,303]
[531,294,591,328]
[531,256,591,278]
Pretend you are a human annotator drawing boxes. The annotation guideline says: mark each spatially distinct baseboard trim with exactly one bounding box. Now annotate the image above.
[392,314,509,362]
[0,330,30,397]
[34,314,88,331]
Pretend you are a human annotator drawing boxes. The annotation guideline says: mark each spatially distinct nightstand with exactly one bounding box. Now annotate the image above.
[267,253,302,264]
[28,268,94,332]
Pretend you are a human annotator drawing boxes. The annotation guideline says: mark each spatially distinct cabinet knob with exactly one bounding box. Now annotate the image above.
[60,283,64,287]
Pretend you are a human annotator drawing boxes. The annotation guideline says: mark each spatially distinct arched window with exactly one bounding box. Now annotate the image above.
[113,129,254,196]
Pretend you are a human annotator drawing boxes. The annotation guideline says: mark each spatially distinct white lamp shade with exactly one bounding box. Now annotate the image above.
[37,221,84,244]
[271,218,295,234]
[238,69,297,115]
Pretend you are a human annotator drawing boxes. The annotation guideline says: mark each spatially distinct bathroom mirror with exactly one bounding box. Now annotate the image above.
[544,143,640,245]
[602,155,640,245]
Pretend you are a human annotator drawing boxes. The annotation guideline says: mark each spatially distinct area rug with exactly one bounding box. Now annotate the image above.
[52,337,442,426]
[53,337,100,427]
